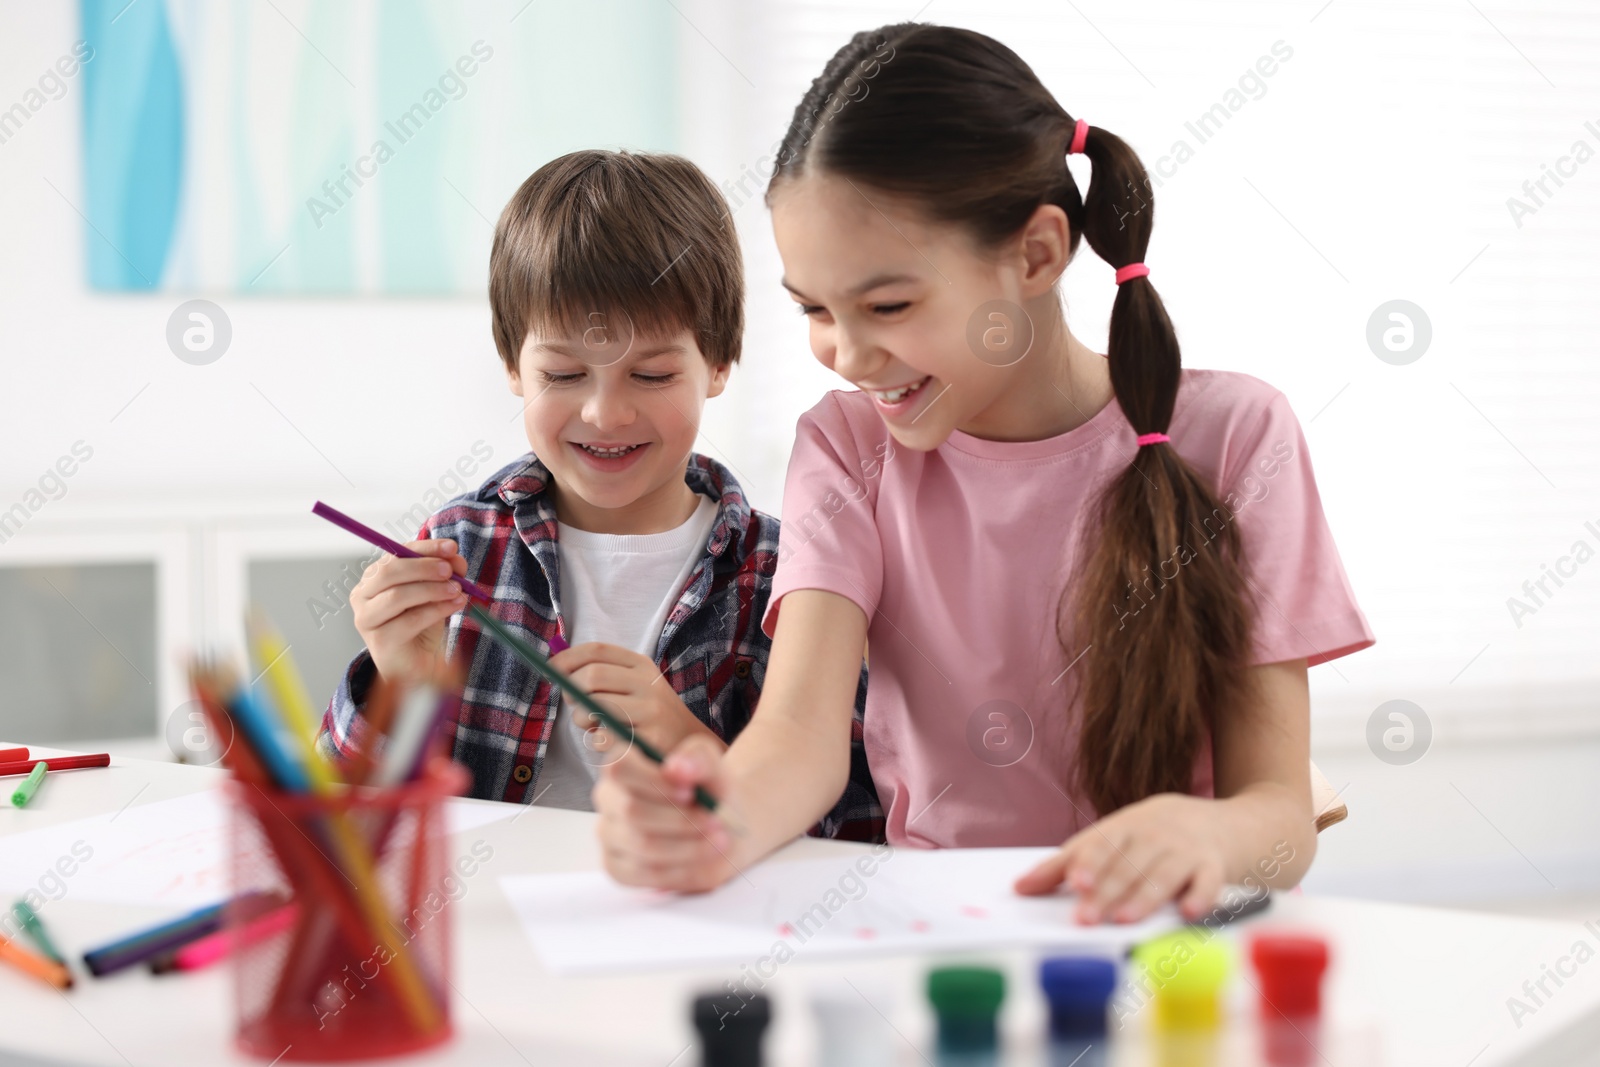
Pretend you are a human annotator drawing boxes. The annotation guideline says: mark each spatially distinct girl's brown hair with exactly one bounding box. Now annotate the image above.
[768,23,1255,815]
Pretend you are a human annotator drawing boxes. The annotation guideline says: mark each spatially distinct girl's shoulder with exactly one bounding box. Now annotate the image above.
[1173,369,1310,487]
[1176,368,1288,423]
[1175,368,1303,444]
[796,389,893,455]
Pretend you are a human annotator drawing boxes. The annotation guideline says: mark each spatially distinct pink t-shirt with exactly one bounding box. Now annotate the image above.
[764,369,1375,849]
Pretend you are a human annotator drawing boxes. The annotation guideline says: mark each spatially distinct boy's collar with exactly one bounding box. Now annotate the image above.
[494,451,752,559]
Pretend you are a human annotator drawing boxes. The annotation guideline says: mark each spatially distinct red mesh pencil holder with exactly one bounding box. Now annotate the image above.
[226,760,470,1061]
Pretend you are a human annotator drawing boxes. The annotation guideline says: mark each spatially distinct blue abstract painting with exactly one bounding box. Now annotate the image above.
[77,0,677,293]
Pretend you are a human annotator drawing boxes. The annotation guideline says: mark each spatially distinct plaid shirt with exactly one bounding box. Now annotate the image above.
[320,451,883,842]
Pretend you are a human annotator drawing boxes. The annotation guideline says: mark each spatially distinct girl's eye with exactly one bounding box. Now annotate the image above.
[872,302,910,315]
[540,372,583,385]
[795,303,825,317]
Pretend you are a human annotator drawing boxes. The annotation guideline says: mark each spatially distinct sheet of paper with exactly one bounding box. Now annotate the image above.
[499,847,1182,974]
[0,789,516,908]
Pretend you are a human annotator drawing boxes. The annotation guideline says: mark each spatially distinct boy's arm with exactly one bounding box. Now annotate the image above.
[315,648,379,765]
[316,520,443,766]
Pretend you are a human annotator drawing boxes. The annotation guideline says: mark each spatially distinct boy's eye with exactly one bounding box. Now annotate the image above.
[634,373,678,385]
[539,371,583,385]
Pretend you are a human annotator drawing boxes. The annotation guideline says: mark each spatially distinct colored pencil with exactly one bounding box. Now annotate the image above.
[347,672,400,786]
[246,606,342,789]
[311,501,492,602]
[226,688,311,791]
[372,683,444,788]
[0,754,108,777]
[236,637,442,1033]
[11,901,66,964]
[464,603,719,812]
[0,746,27,762]
[0,932,72,990]
[11,763,47,806]
[190,660,432,1019]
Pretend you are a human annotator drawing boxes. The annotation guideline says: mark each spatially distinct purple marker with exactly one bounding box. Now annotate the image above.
[548,634,569,653]
[312,501,493,603]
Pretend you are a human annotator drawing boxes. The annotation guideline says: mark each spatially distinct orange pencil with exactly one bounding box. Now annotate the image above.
[0,931,73,990]
[347,672,400,786]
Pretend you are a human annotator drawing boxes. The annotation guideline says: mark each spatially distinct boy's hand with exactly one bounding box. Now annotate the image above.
[548,643,725,757]
[1013,793,1227,924]
[350,539,470,685]
[593,733,742,892]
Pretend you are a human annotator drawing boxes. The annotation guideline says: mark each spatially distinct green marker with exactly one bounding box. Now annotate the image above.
[11,900,65,964]
[466,603,720,812]
[11,762,47,807]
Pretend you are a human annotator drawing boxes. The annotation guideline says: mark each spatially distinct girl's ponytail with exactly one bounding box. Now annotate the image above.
[768,23,1257,817]
[1062,120,1255,815]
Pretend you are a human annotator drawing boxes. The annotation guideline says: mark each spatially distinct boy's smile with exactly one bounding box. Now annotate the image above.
[506,323,729,534]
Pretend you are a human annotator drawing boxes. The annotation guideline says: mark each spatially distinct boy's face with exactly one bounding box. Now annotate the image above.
[506,319,729,528]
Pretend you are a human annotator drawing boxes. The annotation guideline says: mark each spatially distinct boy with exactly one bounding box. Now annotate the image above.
[319,150,880,840]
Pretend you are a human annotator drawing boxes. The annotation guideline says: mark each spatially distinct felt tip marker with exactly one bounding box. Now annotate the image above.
[11,762,47,806]
[0,753,109,777]
[11,901,67,965]
[311,501,492,603]
[0,932,72,990]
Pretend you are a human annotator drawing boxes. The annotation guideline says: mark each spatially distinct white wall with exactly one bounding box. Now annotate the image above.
[3,0,1597,907]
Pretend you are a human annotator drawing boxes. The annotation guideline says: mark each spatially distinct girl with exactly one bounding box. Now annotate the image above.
[592,22,1374,924]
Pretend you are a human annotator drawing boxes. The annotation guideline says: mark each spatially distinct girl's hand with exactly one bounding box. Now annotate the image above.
[592,734,743,892]
[350,539,470,684]
[549,643,726,757]
[1014,793,1227,924]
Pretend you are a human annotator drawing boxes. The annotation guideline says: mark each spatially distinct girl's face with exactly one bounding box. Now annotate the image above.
[770,172,1069,449]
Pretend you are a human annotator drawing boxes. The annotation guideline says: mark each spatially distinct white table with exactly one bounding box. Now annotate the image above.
[0,747,1596,1066]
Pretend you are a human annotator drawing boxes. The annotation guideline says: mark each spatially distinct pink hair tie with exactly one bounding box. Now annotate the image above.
[1136,432,1170,447]
[1068,118,1089,155]
[1115,263,1150,285]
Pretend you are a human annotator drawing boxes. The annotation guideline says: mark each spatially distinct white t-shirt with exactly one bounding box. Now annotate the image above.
[532,494,719,810]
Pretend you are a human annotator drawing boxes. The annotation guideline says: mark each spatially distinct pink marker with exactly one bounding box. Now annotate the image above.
[152,904,297,974]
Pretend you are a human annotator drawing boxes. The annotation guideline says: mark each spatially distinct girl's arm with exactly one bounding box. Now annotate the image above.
[592,589,866,891]
[1015,657,1318,922]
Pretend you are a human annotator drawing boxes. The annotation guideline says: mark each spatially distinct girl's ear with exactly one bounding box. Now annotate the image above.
[1017,202,1073,299]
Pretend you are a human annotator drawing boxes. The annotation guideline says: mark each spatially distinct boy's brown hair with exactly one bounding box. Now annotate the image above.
[490,150,743,373]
